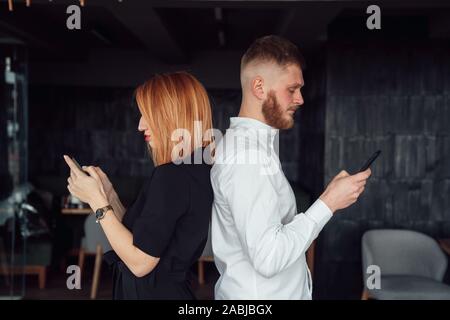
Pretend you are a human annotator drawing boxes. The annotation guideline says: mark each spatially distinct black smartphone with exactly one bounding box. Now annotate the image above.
[71,157,83,171]
[359,150,381,172]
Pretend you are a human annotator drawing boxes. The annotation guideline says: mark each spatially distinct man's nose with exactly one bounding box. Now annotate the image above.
[293,92,304,106]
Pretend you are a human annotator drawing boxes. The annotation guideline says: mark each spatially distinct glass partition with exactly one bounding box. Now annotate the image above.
[0,44,29,299]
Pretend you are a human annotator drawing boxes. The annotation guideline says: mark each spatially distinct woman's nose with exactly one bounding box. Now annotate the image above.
[138,116,146,131]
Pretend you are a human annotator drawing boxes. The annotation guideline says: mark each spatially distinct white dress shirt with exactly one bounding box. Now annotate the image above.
[211,117,333,300]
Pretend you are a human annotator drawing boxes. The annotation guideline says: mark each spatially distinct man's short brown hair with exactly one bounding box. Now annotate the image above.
[241,35,306,71]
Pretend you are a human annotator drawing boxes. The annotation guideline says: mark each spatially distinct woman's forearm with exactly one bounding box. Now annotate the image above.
[108,191,126,221]
[89,195,159,277]
[99,209,159,277]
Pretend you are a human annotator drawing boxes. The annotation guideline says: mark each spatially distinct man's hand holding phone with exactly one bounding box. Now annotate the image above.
[320,168,371,214]
[320,150,380,213]
[359,150,381,173]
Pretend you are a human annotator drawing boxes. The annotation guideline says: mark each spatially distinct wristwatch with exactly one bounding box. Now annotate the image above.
[95,205,113,223]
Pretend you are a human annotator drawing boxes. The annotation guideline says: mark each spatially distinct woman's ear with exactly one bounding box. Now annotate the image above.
[251,76,265,100]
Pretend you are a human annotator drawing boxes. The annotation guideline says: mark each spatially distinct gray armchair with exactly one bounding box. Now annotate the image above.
[361,229,450,300]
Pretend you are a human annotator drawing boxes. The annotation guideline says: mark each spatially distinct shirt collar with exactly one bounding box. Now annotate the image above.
[229,117,279,150]
[229,117,279,137]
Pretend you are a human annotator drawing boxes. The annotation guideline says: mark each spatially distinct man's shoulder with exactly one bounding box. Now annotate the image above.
[213,145,270,167]
[214,130,269,164]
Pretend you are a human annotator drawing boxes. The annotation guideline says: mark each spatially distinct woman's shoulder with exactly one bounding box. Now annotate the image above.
[140,165,188,206]
[149,162,186,185]
[150,161,211,191]
[154,160,211,176]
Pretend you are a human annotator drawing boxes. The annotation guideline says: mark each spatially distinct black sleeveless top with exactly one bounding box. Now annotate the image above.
[104,149,213,299]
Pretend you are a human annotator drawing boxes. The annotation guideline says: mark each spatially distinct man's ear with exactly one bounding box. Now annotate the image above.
[251,76,265,100]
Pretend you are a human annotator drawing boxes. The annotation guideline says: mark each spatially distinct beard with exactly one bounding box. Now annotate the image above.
[262,90,296,129]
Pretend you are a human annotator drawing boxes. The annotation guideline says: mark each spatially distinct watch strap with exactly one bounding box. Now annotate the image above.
[95,205,113,223]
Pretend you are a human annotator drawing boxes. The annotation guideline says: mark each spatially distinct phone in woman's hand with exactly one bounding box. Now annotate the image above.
[71,157,89,175]
[71,157,83,171]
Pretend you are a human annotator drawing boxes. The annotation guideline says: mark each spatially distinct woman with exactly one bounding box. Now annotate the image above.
[63,72,214,299]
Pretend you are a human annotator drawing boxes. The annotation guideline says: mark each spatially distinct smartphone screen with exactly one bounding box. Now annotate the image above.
[359,150,381,172]
[71,157,83,171]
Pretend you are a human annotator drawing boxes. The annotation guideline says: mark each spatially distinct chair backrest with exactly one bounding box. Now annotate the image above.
[362,229,447,282]
[83,214,112,253]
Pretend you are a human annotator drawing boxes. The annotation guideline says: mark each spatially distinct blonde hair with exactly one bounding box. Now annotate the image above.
[135,71,214,166]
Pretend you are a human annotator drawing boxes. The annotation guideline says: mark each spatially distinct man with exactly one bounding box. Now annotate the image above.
[211,35,371,300]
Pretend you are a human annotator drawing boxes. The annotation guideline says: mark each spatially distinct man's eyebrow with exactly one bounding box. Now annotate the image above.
[288,83,304,88]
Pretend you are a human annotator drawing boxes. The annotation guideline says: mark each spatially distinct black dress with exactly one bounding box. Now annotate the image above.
[103,150,213,300]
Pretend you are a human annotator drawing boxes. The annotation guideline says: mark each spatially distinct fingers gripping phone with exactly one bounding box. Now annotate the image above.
[359,150,381,172]
[71,157,83,170]
[71,157,88,175]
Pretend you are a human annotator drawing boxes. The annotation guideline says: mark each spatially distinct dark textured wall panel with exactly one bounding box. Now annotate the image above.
[315,40,450,299]
[298,53,327,199]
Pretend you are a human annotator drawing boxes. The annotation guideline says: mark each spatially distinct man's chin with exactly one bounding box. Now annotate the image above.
[284,115,295,128]
[277,117,294,130]
[285,122,295,129]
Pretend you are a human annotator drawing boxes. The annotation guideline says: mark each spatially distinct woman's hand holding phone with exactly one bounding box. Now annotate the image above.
[91,166,115,200]
[70,157,87,175]
[63,155,109,210]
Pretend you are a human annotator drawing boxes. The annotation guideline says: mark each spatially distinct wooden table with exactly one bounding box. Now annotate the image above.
[439,239,450,256]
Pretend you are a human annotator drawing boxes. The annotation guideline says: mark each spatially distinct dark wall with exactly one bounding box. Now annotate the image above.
[28,86,149,205]
[298,52,327,199]
[314,40,450,299]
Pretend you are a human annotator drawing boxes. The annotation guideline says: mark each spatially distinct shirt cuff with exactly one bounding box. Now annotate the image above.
[304,199,333,230]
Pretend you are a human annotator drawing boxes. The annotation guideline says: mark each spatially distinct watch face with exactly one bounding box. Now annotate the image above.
[96,209,103,218]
